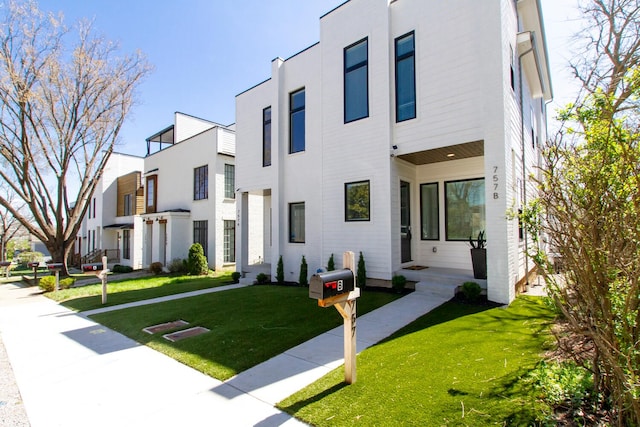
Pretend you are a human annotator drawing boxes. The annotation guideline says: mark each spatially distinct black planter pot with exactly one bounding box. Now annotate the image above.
[470,248,487,280]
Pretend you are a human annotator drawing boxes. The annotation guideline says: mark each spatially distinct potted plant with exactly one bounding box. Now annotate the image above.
[469,231,487,280]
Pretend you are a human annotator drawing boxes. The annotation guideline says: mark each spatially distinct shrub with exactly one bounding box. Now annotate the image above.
[149,262,163,275]
[392,275,407,292]
[299,255,308,287]
[112,264,133,274]
[255,272,269,285]
[231,271,241,283]
[167,258,186,274]
[526,361,594,408]
[276,255,284,285]
[461,281,482,303]
[38,276,75,292]
[327,253,335,271]
[357,251,366,287]
[187,243,208,275]
[17,251,44,267]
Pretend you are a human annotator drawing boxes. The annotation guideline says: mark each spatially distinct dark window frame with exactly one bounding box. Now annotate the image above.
[419,182,439,240]
[289,88,305,154]
[395,31,416,122]
[123,193,133,216]
[223,220,236,263]
[122,229,131,260]
[193,165,208,201]
[289,202,305,243]
[146,175,157,214]
[344,180,371,222]
[344,37,369,123]
[193,220,208,258]
[263,106,271,167]
[224,164,235,199]
[444,178,486,241]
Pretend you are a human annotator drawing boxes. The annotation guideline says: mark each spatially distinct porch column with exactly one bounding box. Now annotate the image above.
[237,192,249,274]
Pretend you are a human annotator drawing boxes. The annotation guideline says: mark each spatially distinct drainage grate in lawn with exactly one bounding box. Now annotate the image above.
[163,327,210,342]
[143,320,189,334]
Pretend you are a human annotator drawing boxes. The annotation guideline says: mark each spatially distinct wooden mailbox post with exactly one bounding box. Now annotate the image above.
[0,261,10,279]
[46,263,64,291]
[81,256,110,304]
[309,251,360,384]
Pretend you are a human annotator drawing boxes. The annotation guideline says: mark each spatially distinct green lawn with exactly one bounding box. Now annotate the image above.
[278,296,555,426]
[48,272,232,312]
[90,286,402,381]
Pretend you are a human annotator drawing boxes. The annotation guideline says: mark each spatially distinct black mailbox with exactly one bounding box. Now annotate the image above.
[81,263,104,272]
[0,261,10,267]
[47,263,64,271]
[309,269,355,300]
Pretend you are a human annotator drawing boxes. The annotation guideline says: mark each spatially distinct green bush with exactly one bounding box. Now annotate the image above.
[526,361,594,408]
[149,262,163,275]
[299,255,308,287]
[276,255,284,285]
[461,281,482,303]
[357,251,367,287]
[112,264,133,274]
[392,275,407,292]
[231,271,241,283]
[187,243,208,275]
[17,251,44,267]
[167,258,186,274]
[255,272,269,285]
[327,253,335,271]
[38,276,75,292]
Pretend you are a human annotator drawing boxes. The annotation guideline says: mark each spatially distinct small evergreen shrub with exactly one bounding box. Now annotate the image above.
[231,271,241,283]
[112,264,133,274]
[167,258,186,274]
[461,281,482,303]
[255,272,269,285]
[149,262,164,275]
[187,243,208,275]
[38,276,75,292]
[357,251,367,287]
[276,255,284,285]
[392,275,407,292]
[327,253,335,271]
[299,255,308,287]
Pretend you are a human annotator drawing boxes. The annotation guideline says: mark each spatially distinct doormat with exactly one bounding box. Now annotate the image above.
[143,320,189,334]
[405,265,428,270]
[163,327,210,342]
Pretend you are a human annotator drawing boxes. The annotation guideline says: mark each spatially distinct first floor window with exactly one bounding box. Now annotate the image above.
[345,180,370,221]
[193,220,208,258]
[445,178,485,241]
[122,229,131,260]
[224,220,236,263]
[289,202,305,243]
[420,183,439,240]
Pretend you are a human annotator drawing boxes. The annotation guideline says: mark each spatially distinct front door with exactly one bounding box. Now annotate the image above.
[400,181,412,263]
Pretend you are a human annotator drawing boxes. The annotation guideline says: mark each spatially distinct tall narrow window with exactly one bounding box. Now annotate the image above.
[193,220,208,258]
[194,165,208,200]
[224,220,236,263]
[344,38,368,123]
[395,32,416,122]
[289,202,305,243]
[263,106,271,167]
[123,194,132,216]
[290,88,305,153]
[122,229,131,260]
[146,175,157,213]
[224,164,235,199]
[420,183,439,240]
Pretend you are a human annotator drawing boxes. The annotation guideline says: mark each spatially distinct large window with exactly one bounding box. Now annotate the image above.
[224,220,236,263]
[224,164,235,199]
[445,178,485,241]
[146,175,157,213]
[344,38,368,123]
[289,202,305,243]
[193,220,208,258]
[345,180,370,222]
[194,165,208,200]
[122,229,131,260]
[263,106,271,167]
[395,32,416,122]
[289,88,305,153]
[420,183,439,240]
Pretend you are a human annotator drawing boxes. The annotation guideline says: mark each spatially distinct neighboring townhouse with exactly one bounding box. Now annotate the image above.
[235,0,552,304]
[75,152,145,269]
[142,112,236,271]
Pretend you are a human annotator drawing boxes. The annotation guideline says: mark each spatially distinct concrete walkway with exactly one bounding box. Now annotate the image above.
[0,282,450,426]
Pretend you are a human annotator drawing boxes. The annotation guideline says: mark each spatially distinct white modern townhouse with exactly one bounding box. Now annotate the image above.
[75,151,145,269]
[142,112,236,271]
[235,0,552,304]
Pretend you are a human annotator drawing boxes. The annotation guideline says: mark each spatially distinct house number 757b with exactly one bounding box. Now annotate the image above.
[493,166,499,199]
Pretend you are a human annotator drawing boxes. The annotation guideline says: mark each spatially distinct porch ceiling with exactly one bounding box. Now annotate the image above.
[397,140,484,165]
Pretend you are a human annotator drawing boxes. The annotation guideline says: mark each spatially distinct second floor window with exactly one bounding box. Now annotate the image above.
[123,194,133,216]
[344,38,369,123]
[146,175,157,213]
[224,164,235,199]
[263,106,271,167]
[290,88,305,153]
[395,32,416,122]
[194,165,208,200]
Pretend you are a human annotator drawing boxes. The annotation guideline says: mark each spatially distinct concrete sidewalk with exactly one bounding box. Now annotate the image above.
[0,282,449,427]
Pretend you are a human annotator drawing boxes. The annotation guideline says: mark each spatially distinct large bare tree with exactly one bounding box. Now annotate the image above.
[0,0,150,272]
[0,182,26,261]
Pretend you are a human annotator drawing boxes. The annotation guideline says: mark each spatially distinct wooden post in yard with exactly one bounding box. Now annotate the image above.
[101,256,108,304]
[339,251,357,384]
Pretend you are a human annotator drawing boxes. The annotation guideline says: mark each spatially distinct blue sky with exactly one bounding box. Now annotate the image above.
[39,0,582,157]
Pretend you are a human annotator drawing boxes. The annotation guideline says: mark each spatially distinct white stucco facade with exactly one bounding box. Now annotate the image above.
[235,0,552,304]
